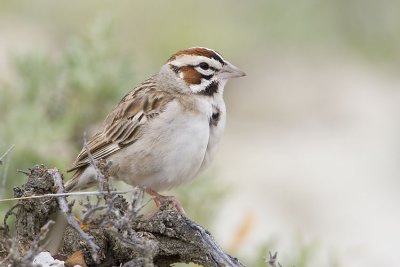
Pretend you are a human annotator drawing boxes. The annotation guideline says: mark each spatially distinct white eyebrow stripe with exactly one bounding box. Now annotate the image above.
[170,55,223,69]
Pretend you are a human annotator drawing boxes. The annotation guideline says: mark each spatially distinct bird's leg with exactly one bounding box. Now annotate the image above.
[145,188,186,214]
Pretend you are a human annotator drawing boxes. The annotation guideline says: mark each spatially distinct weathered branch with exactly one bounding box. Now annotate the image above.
[12,165,59,255]
[1,164,246,267]
[134,209,245,267]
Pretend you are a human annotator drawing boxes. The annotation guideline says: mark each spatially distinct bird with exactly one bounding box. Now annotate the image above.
[43,47,245,253]
[63,47,245,211]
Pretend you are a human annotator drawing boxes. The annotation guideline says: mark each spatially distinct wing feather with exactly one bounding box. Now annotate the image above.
[67,76,174,173]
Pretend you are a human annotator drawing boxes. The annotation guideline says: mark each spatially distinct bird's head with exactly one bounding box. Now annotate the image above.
[158,47,245,95]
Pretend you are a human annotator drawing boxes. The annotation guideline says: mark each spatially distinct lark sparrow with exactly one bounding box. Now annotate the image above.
[43,47,245,254]
[65,47,245,211]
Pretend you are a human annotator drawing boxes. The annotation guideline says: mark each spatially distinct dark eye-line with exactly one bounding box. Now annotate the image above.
[199,62,210,70]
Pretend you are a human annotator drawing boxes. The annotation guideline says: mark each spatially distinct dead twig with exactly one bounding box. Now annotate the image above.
[19,221,55,263]
[0,144,15,198]
[17,169,30,176]
[83,132,106,192]
[267,251,282,267]
[48,168,100,262]
[0,144,15,165]
[0,190,133,203]
[3,204,19,232]
[2,221,55,266]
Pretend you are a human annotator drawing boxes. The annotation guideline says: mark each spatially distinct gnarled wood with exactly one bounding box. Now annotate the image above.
[1,165,246,267]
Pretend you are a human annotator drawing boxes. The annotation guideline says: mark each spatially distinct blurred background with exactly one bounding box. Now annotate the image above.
[1,1,400,266]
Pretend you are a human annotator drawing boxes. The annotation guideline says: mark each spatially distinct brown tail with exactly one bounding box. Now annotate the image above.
[40,211,68,255]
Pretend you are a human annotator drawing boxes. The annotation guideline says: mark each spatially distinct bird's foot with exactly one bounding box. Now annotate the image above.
[145,188,186,214]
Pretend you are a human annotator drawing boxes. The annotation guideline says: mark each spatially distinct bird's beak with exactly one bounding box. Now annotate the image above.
[218,61,246,79]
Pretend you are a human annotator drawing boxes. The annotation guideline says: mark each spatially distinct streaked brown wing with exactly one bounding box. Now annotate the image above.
[67,76,174,173]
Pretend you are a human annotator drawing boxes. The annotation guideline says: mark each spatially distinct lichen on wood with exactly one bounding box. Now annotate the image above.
[1,165,245,267]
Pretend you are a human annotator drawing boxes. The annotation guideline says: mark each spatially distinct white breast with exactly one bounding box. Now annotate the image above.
[109,99,212,191]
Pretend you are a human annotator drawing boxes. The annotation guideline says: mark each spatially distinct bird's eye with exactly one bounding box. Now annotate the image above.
[199,62,210,70]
